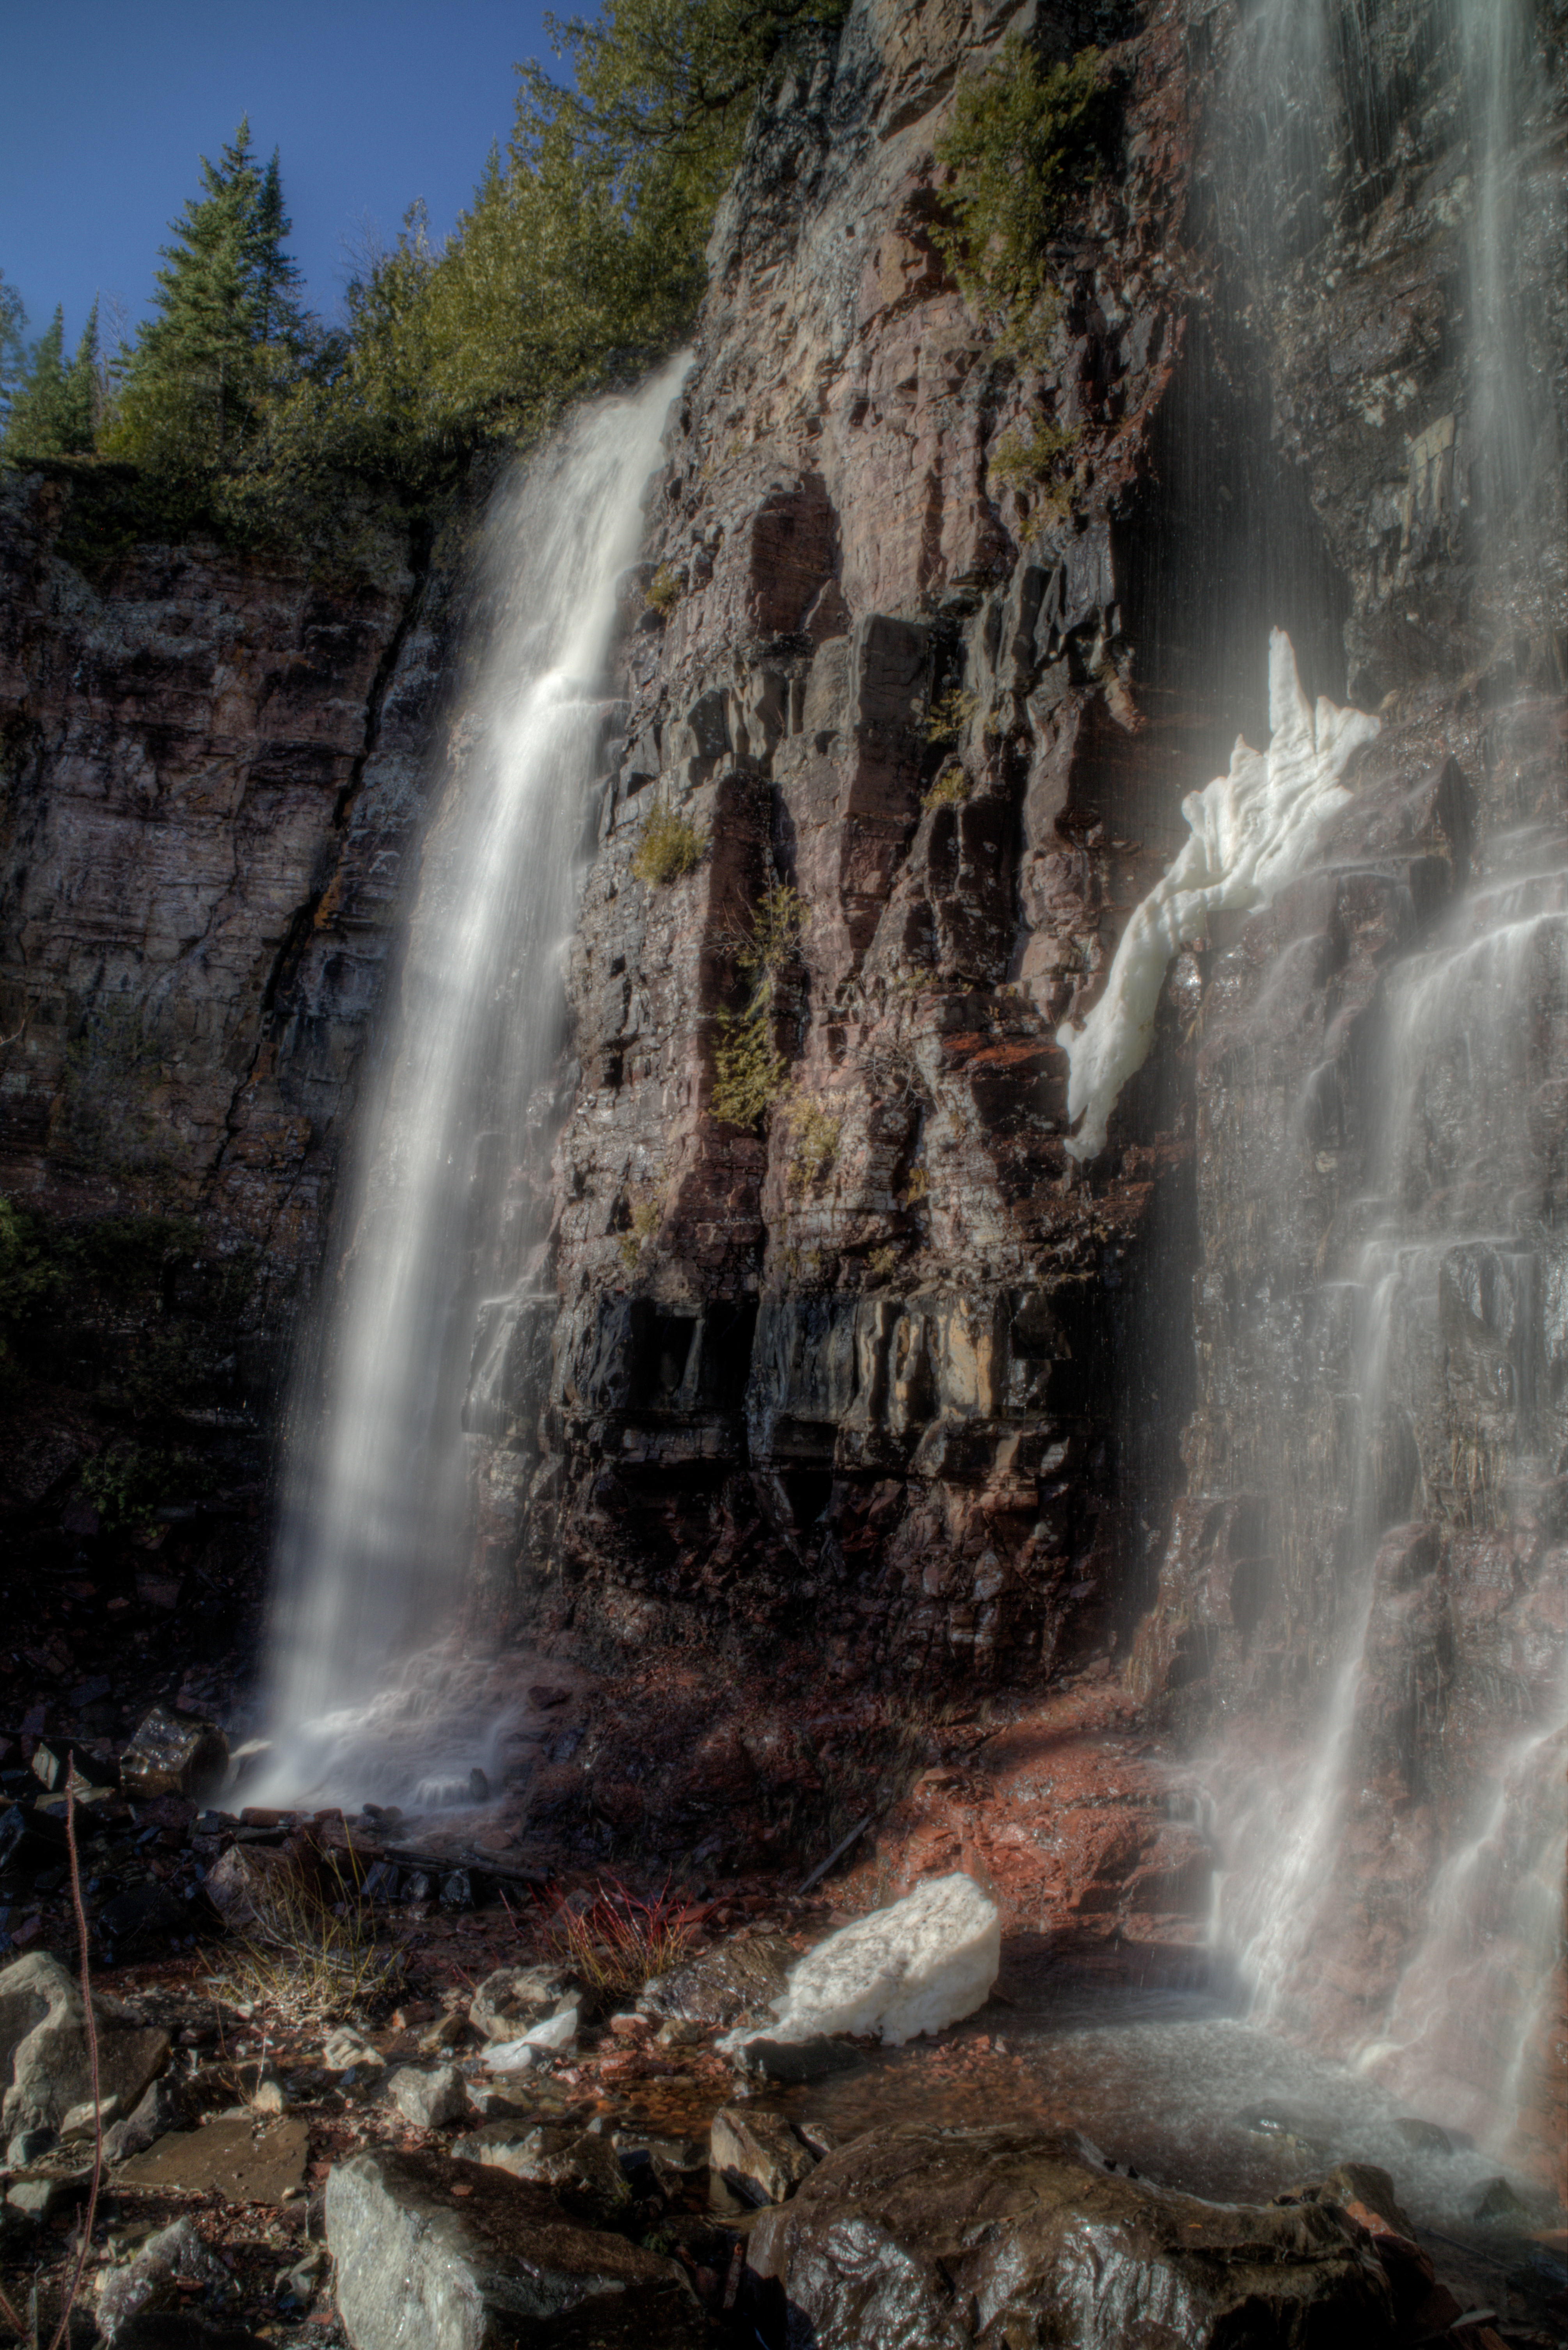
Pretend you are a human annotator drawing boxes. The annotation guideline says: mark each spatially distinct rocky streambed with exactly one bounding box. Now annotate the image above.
[2,1811,1564,2350]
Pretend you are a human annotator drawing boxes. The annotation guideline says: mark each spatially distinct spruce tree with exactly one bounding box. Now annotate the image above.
[0,304,97,459]
[250,149,307,350]
[107,119,310,471]
[0,270,26,436]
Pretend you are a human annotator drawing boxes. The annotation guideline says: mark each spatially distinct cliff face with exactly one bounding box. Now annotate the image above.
[1,0,1563,2181]
[0,471,448,1705]
[488,0,1563,2167]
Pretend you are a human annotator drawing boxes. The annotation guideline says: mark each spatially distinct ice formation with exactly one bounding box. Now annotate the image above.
[1058,629,1379,1159]
[745,1871,1000,2048]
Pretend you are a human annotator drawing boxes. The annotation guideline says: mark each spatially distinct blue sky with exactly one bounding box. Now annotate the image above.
[2,0,557,347]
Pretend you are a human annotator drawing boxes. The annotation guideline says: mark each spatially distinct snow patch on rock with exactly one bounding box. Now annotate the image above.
[733,1872,1000,2050]
[1058,630,1379,1159]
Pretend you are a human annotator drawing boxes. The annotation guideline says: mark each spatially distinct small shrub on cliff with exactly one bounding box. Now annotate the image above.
[710,882,804,1129]
[925,687,980,747]
[989,417,1079,502]
[787,1095,842,1193]
[712,1007,789,1128]
[0,1198,66,1385]
[616,1186,665,1269]
[866,1243,898,1281]
[631,800,705,885]
[644,562,682,616]
[922,762,972,811]
[934,38,1119,357]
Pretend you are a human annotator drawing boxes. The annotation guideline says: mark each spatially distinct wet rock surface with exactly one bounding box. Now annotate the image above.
[744,2122,1396,2349]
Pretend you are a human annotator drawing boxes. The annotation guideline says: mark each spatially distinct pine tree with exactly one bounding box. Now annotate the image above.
[0,303,98,459]
[107,119,311,471]
[250,149,307,350]
[0,270,27,437]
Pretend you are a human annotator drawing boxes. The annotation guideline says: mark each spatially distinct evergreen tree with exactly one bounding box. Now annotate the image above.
[1,302,98,459]
[106,119,311,470]
[0,271,27,436]
[250,148,307,350]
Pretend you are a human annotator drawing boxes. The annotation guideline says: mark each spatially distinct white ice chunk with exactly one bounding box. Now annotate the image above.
[746,1871,1000,2049]
[1058,629,1379,1160]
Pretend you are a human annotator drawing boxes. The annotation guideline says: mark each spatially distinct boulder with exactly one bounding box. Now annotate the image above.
[744,2125,1396,2349]
[104,2071,187,2164]
[728,2034,861,2085]
[710,2108,816,2206]
[0,1952,170,2139]
[756,1874,999,2047]
[119,1708,227,1802]
[639,1934,795,2027]
[325,2147,705,2350]
[452,2121,630,2226]
[469,1963,582,2042]
[322,2025,384,2073]
[386,2064,469,2129]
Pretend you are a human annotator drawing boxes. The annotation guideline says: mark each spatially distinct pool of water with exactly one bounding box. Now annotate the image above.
[727,1949,1557,2235]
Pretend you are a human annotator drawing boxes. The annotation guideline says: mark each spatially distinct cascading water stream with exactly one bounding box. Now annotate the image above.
[1208,867,1568,2153]
[257,358,688,1808]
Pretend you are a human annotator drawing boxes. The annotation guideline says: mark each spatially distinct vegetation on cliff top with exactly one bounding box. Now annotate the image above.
[0,0,849,551]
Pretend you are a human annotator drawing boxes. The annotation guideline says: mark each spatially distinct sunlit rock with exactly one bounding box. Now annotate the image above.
[737,1872,999,2050]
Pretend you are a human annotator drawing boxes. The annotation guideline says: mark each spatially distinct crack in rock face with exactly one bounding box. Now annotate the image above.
[1059,630,1379,1158]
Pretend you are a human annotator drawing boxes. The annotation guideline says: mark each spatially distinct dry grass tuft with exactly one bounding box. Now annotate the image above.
[212,1850,404,2025]
[545,1876,703,1999]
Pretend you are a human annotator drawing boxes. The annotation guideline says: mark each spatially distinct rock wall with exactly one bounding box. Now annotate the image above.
[0,468,450,1724]
[0,0,1563,2182]
[478,0,1563,2170]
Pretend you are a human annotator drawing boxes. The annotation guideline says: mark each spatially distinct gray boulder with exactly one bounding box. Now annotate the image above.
[103,2072,188,2165]
[325,2147,708,2349]
[386,2064,469,2129]
[468,1963,582,2042]
[710,2108,816,2206]
[745,2124,1397,2349]
[0,1952,170,2140]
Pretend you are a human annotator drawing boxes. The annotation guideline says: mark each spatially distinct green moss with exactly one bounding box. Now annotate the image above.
[631,800,705,886]
[79,1440,217,1532]
[933,38,1119,359]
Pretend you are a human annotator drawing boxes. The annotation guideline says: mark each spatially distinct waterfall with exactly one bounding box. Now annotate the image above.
[1208,859,1568,2151]
[257,357,688,1807]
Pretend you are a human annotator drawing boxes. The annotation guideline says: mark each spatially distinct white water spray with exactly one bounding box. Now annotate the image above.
[258,358,688,1807]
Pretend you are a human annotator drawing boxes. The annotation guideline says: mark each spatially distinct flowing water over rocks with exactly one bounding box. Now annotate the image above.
[257,361,689,1808]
